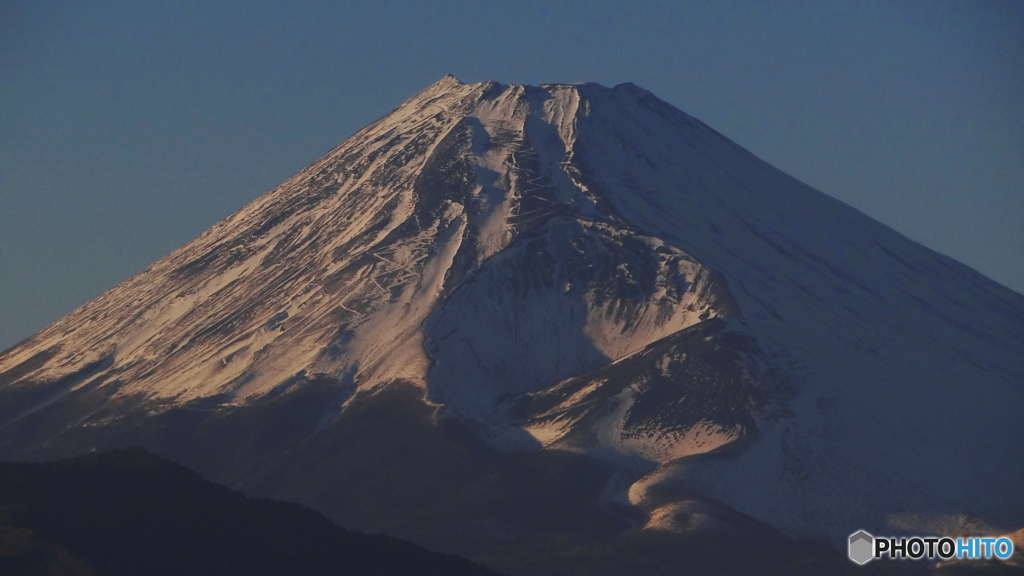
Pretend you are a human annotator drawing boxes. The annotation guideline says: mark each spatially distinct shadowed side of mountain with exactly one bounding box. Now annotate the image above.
[0,380,957,576]
[0,447,505,576]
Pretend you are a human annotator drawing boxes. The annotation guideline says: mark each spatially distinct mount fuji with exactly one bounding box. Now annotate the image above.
[1,76,1021,574]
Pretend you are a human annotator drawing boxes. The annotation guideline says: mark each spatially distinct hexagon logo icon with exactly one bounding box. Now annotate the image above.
[848,530,874,565]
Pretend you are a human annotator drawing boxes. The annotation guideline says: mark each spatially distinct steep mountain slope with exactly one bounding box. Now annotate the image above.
[0,77,737,410]
[1,76,1021,574]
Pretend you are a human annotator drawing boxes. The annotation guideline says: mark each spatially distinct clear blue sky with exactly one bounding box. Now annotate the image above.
[2,1,1022,350]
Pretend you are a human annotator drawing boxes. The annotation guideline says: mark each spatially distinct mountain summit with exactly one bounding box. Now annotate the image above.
[1,77,1022,574]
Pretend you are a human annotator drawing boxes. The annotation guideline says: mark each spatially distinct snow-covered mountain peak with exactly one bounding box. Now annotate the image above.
[0,79,727,404]
[1,78,1021,552]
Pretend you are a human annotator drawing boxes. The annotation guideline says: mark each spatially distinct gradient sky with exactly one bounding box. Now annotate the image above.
[1,1,1022,350]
